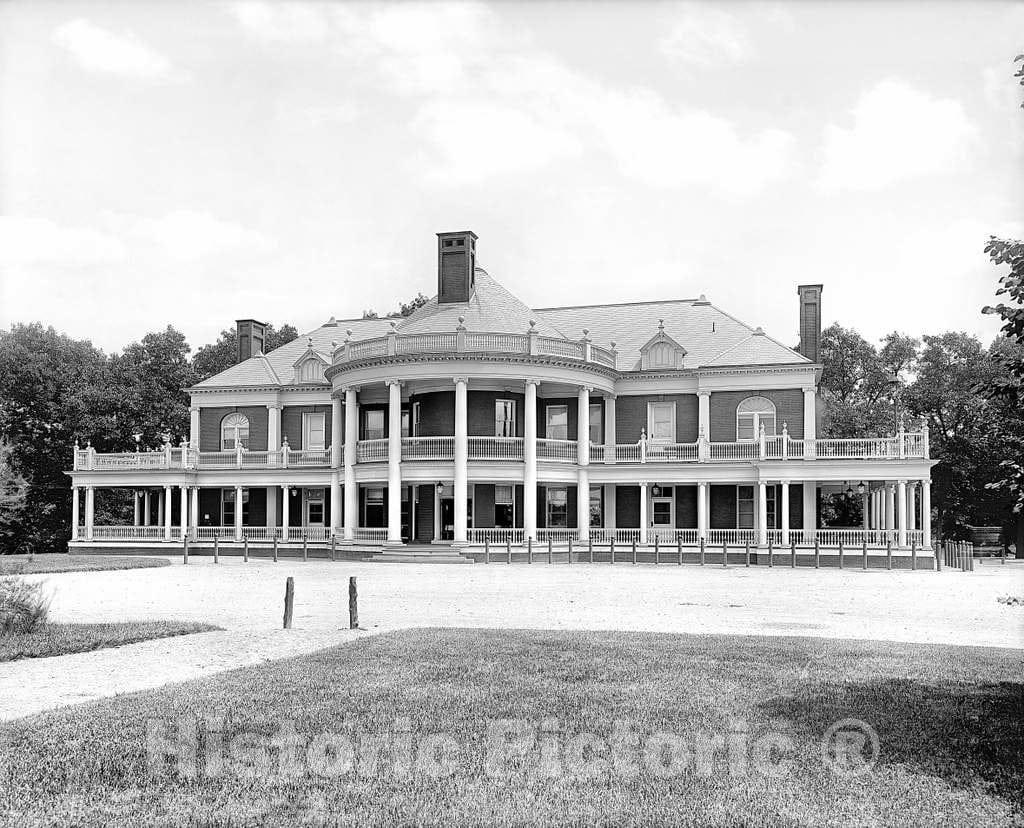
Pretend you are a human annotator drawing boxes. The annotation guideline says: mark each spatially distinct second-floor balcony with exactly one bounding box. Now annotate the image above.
[73,430,930,472]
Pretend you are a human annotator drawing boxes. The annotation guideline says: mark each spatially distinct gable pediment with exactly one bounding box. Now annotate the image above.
[639,321,687,370]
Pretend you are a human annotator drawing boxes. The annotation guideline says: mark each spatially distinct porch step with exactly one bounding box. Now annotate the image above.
[375,544,472,564]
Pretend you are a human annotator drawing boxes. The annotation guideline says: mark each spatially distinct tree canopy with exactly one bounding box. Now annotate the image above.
[192,323,298,382]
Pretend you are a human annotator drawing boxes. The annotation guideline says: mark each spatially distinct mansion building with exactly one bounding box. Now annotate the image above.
[68,231,934,559]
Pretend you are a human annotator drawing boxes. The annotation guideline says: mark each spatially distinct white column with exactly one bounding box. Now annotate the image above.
[873,489,881,531]
[85,485,94,540]
[268,403,282,451]
[189,406,200,449]
[862,490,869,532]
[281,484,290,542]
[133,491,141,526]
[907,483,917,533]
[233,485,242,542]
[71,486,80,540]
[577,386,590,465]
[897,480,907,547]
[453,377,468,544]
[921,479,932,547]
[387,380,403,544]
[757,481,768,546]
[433,484,442,541]
[164,485,173,541]
[343,387,359,540]
[697,482,708,540]
[330,472,342,536]
[698,392,710,441]
[605,484,617,530]
[638,482,648,545]
[330,396,343,468]
[802,481,816,540]
[577,468,590,541]
[781,482,790,545]
[190,487,199,536]
[144,490,151,526]
[524,381,538,541]
[157,489,164,528]
[604,395,616,456]
[266,485,277,529]
[179,486,188,538]
[802,388,817,459]
[885,483,895,537]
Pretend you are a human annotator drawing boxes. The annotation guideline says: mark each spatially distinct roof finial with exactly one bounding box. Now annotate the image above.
[390,319,398,331]
[307,336,313,348]
[582,328,589,338]
[658,318,665,332]
[330,340,337,349]
[753,326,765,336]
[528,320,536,330]
[345,328,352,341]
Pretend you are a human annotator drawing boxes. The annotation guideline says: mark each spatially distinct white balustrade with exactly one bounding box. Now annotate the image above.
[396,333,459,354]
[705,529,758,545]
[90,525,166,540]
[468,436,524,461]
[357,439,389,463]
[353,527,388,541]
[467,528,525,544]
[648,528,699,544]
[242,527,281,541]
[288,449,331,467]
[347,339,389,360]
[708,442,760,461]
[536,528,581,543]
[536,438,577,462]
[589,528,641,544]
[644,442,699,462]
[536,337,585,360]
[464,333,529,353]
[196,526,235,540]
[195,451,237,469]
[402,436,455,460]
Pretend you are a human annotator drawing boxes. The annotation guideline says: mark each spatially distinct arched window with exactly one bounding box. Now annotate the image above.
[736,396,776,441]
[300,360,322,382]
[221,413,250,450]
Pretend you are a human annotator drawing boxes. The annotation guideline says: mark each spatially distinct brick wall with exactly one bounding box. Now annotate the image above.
[675,484,697,528]
[537,397,578,440]
[411,391,454,437]
[709,390,804,441]
[616,395,699,443]
[474,483,495,528]
[468,391,525,437]
[709,485,736,529]
[199,406,268,452]
[616,484,640,527]
[281,405,332,449]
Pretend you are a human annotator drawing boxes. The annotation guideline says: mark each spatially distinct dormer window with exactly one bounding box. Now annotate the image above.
[300,360,322,382]
[639,320,687,370]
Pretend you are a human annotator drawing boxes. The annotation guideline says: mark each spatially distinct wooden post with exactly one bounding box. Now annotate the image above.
[632,540,637,565]
[814,538,820,569]
[331,535,337,562]
[935,541,942,571]
[790,540,796,568]
[348,576,358,629]
[654,535,659,565]
[547,537,553,564]
[722,540,728,568]
[283,577,294,629]
[838,539,844,569]
[589,538,594,564]
[507,538,512,564]
[768,535,774,568]
[677,536,683,566]
[699,537,705,566]
[484,537,490,564]
[183,536,189,565]
[887,538,893,570]
[610,538,615,564]
[911,539,916,571]
[863,539,869,570]
[528,537,533,563]
[303,536,308,562]
[745,539,751,568]
[568,538,573,565]
[273,537,278,562]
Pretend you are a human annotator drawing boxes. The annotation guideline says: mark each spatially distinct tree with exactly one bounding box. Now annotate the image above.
[361,293,430,321]
[191,323,298,382]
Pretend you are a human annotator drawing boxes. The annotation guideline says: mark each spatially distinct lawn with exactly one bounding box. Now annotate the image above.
[0,554,170,575]
[0,621,222,662]
[0,629,1020,827]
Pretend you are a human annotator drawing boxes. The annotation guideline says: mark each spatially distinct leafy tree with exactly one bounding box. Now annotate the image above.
[361,292,430,321]
[191,323,298,382]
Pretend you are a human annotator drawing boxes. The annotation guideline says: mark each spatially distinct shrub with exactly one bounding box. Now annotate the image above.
[0,576,51,635]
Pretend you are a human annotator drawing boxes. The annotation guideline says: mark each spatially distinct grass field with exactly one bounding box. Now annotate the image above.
[1,629,1020,826]
[0,554,170,575]
[0,621,222,662]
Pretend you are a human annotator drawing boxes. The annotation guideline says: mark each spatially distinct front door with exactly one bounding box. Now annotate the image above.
[650,485,674,528]
[304,488,325,527]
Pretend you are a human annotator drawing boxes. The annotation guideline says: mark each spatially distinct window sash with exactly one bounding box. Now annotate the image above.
[589,485,602,528]
[303,413,326,451]
[546,486,568,528]
[494,485,514,505]
[737,485,754,529]
[364,410,385,440]
[495,400,517,438]
[589,403,603,445]
[546,406,568,440]
[649,402,674,443]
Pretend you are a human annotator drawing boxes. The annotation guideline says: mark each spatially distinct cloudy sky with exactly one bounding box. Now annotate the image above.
[1,1,1021,354]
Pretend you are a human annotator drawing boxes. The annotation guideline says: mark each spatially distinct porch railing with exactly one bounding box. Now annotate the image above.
[357,439,389,463]
[536,438,577,462]
[589,528,642,544]
[353,527,388,542]
[536,528,581,543]
[467,528,525,544]
[89,525,168,540]
[468,437,524,461]
[706,529,758,545]
[402,436,454,461]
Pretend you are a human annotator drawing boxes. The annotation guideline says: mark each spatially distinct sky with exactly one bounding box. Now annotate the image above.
[0,0,1021,355]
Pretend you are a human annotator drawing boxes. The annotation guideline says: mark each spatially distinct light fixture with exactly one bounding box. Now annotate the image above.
[436,481,444,494]
[857,481,866,495]
[845,486,854,497]
[651,485,661,498]
[290,487,298,497]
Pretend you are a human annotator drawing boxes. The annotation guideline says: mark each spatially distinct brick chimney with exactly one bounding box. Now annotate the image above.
[796,285,823,363]
[437,231,477,304]
[236,319,267,363]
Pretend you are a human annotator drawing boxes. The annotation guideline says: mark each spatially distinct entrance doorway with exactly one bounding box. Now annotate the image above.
[650,485,674,528]
[304,488,325,527]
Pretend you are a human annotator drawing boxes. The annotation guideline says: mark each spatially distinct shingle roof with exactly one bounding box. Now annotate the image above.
[193,272,809,389]
[396,269,564,337]
[535,298,809,371]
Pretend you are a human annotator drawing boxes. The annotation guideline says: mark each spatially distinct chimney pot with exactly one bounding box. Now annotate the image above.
[436,231,478,304]
[236,319,267,364]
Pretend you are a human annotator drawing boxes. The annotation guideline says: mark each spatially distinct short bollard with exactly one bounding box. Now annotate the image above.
[911,539,917,571]
[183,537,189,565]
[331,536,337,562]
[507,539,512,564]
[303,537,308,562]
[568,538,573,564]
[283,577,294,629]
[610,539,615,564]
[654,535,660,565]
[790,541,796,568]
[699,537,705,566]
[934,542,942,571]
[632,540,637,564]
[484,537,490,564]
[528,537,533,563]
[863,539,869,571]
[838,540,844,569]
[273,537,278,563]
[722,540,728,568]
[677,537,683,566]
[814,538,820,569]
[349,576,358,629]
[548,538,553,564]
[887,539,893,570]
[768,536,774,568]
[745,539,751,568]
[589,538,594,564]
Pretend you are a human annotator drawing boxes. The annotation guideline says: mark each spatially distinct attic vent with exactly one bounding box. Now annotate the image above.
[640,320,687,370]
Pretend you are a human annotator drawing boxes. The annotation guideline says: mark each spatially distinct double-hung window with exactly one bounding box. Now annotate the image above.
[737,486,754,529]
[546,405,568,440]
[737,397,777,441]
[647,402,675,443]
[589,485,602,527]
[495,400,517,437]
[495,485,514,528]
[364,487,384,526]
[589,403,603,445]
[302,412,326,451]
[222,488,249,525]
[546,487,568,528]
[363,410,385,441]
[221,413,250,450]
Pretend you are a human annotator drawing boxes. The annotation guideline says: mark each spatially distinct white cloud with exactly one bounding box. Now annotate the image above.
[0,216,128,267]
[659,5,751,68]
[118,211,274,261]
[52,19,180,80]
[228,2,330,43]
[817,79,977,191]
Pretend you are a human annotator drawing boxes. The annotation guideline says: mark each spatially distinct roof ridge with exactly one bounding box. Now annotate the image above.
[534,297,701,312]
